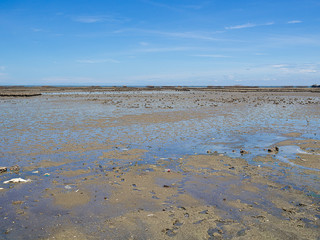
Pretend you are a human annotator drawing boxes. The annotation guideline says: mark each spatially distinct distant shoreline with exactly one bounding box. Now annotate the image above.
[0,85,320,97]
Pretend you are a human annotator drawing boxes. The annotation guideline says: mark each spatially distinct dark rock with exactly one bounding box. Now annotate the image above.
[0,167,7,173]
[240,149,249,155]
[267,146,279,153]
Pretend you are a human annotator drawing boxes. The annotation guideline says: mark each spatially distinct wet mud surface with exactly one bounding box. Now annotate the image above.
[0,89,319,239]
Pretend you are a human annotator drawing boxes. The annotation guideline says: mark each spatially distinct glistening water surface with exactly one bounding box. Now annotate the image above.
[0,91,319,239]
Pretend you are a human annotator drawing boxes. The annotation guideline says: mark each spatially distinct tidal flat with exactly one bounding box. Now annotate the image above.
[0,87,319,239]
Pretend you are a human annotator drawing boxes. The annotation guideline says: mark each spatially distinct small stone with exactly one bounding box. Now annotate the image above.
[10,165,20,172]
[12,201,24,205]
[0,167,7,173]
[267,146,279,153]
[240,149,249,155]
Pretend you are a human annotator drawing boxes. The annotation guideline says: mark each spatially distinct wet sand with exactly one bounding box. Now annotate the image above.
[0,87,319,239]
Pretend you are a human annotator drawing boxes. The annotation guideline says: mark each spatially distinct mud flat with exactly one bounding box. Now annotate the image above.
[0,88,319,239]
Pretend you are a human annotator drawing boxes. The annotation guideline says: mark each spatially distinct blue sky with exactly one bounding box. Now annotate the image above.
[0,0,319,86]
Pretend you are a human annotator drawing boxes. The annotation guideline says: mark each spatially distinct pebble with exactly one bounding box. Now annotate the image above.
[10,165,20,172]
[0,167,7,173]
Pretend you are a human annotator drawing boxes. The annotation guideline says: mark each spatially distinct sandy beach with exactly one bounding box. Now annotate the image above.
[0,87,319,239]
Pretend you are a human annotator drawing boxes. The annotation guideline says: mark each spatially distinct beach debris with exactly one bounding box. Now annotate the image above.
[267,146,279,154]
[44,173,50,176]
[0,167,7,173]
[3,178,31,184]
[10,165,20,172]
[240,149,249,155]
[165,169,171,172]
[163,185,171,188]
[0,188,4,190]
[32,170,39,174]
[206,150,212,154]
[65,185,72,190]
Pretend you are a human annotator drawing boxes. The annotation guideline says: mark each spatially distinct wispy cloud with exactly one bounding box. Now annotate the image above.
[271,63,318,73]
[141,0,208,11]
[72,15,128,23]
[272,64,288,68]
[139,42,149,46]
[299,69,317,73]
[268,34,320,46]
[31,28,43,32]
[76,59,120,63]
[225,22,274,30]
[0,66,6,71]
[141,0,178,11]
[136,46,194,53]
[114,28,222,41]
[192,54,231,58]
[288,20,302,24]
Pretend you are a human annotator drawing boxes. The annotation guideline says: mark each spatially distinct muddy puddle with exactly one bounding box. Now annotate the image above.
[0,90,319,239]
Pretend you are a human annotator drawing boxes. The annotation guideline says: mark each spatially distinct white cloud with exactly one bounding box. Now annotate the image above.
[139,42,149,46]
[225,23,256,30]
[272,64,288,68]
[268,35,320,46]
[114,28,222,41]
[141,0,208,12]
[225,22,274,30]
[270,63,319,74]
[299,69,317,73]
[31,28,43,32]
[288,20,302,24]
[72,16,107,23]
[72,15,128,23]
[136,46,193,53]
[76,59,120,64]
[192,54,231,58]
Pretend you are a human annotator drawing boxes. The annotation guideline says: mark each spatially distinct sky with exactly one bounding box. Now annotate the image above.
[0,0,320,86]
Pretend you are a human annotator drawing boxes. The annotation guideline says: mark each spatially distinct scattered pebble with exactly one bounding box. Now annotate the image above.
[9,165,20,172]
[240,149,249,155]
